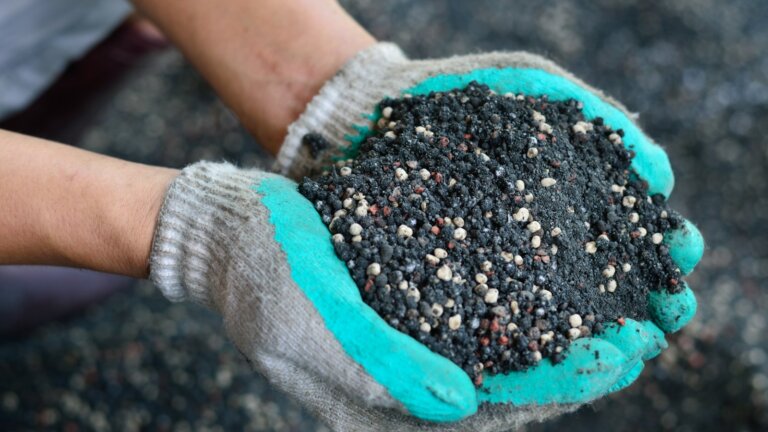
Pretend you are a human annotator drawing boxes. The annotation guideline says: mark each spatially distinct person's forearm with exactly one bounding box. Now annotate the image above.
[130,0,376,154]
[0,130,177,277]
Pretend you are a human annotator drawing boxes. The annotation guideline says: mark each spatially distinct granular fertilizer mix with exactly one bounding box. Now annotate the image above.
[299,82,682,385]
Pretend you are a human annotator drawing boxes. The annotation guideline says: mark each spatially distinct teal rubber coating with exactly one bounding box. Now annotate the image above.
[593,319,652,364]
[257,176,477,422]
[590,320,657,391]
[648,282,697,334]
[344,68,674,197]
[639,321,669,360]
[478,338,633,405]
[664,220,705,275]
[608,361,645,393]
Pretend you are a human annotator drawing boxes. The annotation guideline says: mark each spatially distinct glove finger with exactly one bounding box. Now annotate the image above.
[478,338,632,405]
[638,320,668,360]
[595,319,667,361]
[593,318,654,364]
[664,219,705,275]
[259,176,477,422]
[647,281,697,333]
[608,361,645,393]
[406,67,674,197]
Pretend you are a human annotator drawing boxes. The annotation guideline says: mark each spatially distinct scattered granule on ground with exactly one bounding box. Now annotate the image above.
[298,82,682,384]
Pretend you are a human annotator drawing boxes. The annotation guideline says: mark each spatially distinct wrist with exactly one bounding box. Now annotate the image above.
[275,43,409,179]
[0,130,177,277]
[221,1,377,154]
[111,165,178,278]
[53,162,178,278]
[244,9,376,153]
[132,0,376,155]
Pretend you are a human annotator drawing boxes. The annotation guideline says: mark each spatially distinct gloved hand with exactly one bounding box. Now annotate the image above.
[149,162,478,426]
[148,161,623,431]
[259,43,704,430]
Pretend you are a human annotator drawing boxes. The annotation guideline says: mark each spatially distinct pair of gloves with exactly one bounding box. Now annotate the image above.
[149,43,704,431]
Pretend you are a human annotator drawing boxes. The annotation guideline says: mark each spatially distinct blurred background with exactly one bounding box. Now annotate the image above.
[1,0,767,430]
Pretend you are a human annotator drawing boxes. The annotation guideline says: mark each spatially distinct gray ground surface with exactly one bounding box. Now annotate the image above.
[2,0,768,430]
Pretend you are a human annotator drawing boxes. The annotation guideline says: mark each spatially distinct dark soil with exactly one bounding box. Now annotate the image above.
[299,82,682,383]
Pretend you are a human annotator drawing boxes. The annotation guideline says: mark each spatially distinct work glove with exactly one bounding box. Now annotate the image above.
[246,42,703,430]
[149,161,624,431]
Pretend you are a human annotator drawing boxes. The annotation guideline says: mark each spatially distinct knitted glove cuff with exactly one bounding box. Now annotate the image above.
[274,42,409,179]
[149,161,266,308]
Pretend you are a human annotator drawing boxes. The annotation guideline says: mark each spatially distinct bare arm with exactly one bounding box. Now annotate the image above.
[0,129,177,277]
[130,0,376,154]
[0,1,374,276]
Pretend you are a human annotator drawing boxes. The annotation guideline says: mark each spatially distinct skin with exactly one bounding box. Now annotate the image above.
[0,130,177,277]
[131,0,376,154]
[0,0,375,277]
